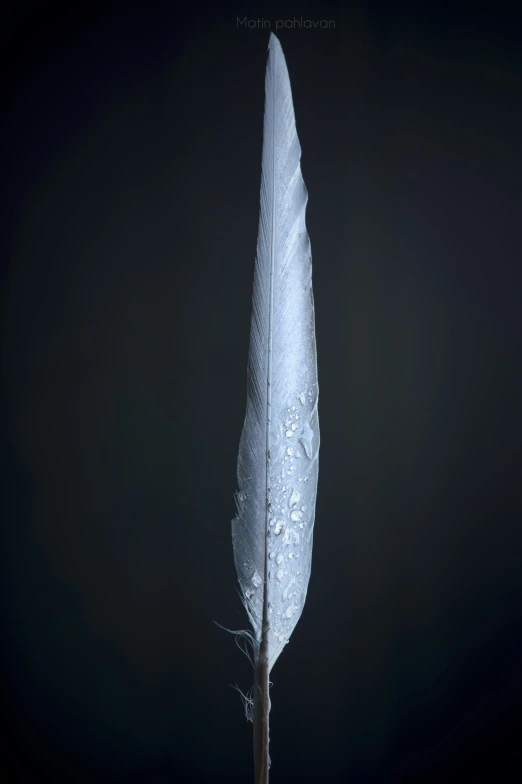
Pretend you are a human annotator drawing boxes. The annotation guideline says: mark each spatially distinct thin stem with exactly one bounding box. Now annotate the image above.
[253,627,270,784]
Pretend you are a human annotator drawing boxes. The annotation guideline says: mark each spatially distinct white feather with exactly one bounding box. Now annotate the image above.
[232,32,319,675]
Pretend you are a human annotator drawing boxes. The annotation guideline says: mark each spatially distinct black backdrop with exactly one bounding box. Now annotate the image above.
[2,2,521,782]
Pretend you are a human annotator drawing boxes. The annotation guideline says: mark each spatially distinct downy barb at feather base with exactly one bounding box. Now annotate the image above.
[231,33,320,784]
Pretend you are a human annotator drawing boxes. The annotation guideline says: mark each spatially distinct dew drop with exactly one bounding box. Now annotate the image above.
[299,437,312,460]
[251,571,262,588]
[276,554,284,565]
[290,510,303,522]
[275,520,284,535]
[298,393,305,405]
[276,570,284,581]
[289,488,300,507]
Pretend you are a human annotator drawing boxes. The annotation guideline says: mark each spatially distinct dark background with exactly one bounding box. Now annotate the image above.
[2,1,521,782]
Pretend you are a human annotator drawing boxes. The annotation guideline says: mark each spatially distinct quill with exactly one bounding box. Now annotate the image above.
[232,33,319,784]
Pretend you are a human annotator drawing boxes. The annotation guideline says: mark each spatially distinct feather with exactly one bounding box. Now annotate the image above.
[231,33,319,783]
